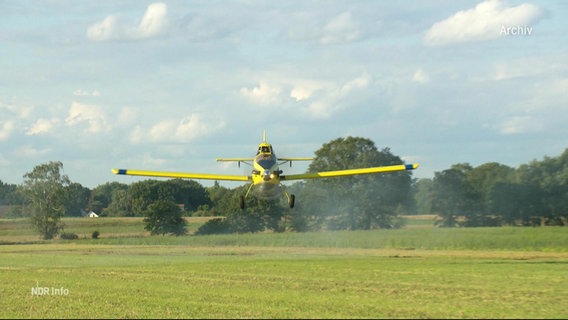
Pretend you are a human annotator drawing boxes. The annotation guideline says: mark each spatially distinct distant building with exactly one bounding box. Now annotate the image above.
[87,211,99,218]
[81,209,100,218]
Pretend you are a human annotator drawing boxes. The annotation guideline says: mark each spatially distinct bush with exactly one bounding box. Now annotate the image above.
[195,218,231,235]
[144,200,187,236]
[92,230,100,239]
[60,232,78,240]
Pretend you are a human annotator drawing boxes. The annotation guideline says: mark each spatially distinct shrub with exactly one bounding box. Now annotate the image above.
[92,230,100,239]
[60,232,78,240]
[195,218,231,235]
[144,200,187,236]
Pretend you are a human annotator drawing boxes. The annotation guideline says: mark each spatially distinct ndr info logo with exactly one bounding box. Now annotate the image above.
[31,282,69,296]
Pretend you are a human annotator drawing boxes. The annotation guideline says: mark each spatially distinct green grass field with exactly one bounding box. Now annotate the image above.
[1,217,567,318]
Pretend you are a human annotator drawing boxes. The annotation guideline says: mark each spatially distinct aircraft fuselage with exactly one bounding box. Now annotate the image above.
[249,143,283,200]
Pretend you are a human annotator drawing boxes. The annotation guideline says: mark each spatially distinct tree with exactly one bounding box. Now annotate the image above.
[489,182,543,226]
[166,179,212,211]
[516,149,568,225]
[301,137,414,230]
[465,162,514,215]
[103,189,133,217]
[206,181,231,216]
[431,164,472,227]
[459,162,515,226]
[90,182,128,214]
[111,179,212,217]
[413,178,434,215]
[20,161,70,239]
[0,180,22,205]
[65,182,91,216]
[0,180,26,218]
[143,200,187,236]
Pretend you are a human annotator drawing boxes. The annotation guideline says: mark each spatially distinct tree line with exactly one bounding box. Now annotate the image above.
[414,149,568,227]
[1,138,566,239]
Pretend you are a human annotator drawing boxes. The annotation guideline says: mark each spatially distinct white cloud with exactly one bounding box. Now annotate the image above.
[134,114,225,144]
[74,89,101,97]
[175,114,224,140]
[86,2,168,41]
[339,74,370,96]
[26,118,60,136]
[320,12,361,45]
[412,68,430,84]
[494,64,511,81]
[148,120,174,142]
[131,2,168,39]
[493,63,535,81]
[13,145,51,158]
[238,74,370,119]
[129,125,145,144]
[492,56,567,81]
[0,121,14,141]
[86,15,120,42]
[290,80,330,102]
[299,74,371,119]
[116,107,138,126]
[0,100,33,119]
[240,82,283,105]
[424,0,544,46]
[290,87,312,102]
[140,153,168,168]
[305,101,334,119]
[65,102,109,133]
[499,115,543,134]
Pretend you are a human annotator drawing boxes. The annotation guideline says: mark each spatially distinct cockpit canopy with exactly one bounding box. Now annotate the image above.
[257,143,273,155]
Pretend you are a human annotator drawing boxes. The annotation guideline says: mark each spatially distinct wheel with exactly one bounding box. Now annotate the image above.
[239,195,245,209]
[289,194,295,208]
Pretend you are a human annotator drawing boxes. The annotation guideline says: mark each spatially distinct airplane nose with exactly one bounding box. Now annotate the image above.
[263,169,282,180]
[263,169,271,181]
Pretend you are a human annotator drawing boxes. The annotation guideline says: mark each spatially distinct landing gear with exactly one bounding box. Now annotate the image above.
[240,183,255,210]
[283,190,295,209]
[288,194,295,209]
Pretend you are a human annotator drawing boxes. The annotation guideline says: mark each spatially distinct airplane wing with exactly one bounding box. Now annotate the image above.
[112,169,251,182]
[216,158,255,162]
[277,157,314,161]
[281,163,419,181]
[216,157,313,162]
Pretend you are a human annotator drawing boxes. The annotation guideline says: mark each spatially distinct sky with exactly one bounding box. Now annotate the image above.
[1,0,567,189]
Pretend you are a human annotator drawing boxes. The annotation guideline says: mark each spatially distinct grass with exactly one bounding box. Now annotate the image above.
[0,217,567,318]
[0,217,209,244]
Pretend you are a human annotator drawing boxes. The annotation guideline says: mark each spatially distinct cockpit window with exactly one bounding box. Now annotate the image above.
[257,144,272,155]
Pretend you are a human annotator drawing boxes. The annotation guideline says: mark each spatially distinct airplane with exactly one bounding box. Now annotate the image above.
[112,131,419,209]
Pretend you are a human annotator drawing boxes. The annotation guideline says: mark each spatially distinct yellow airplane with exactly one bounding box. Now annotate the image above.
[112,131,419,209]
